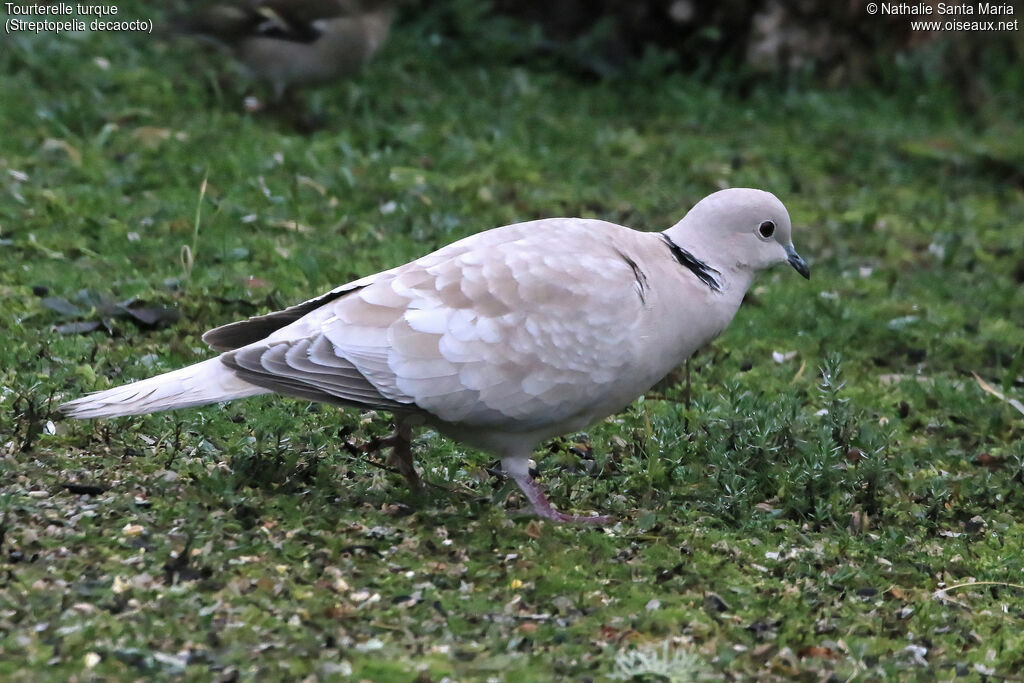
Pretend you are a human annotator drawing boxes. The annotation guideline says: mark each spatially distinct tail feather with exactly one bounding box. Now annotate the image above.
[60,357,268,419]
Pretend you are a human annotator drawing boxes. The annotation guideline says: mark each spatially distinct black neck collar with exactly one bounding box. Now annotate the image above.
[660,234,721,292]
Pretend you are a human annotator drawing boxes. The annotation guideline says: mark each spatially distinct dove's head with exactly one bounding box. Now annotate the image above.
[668,188,809,281]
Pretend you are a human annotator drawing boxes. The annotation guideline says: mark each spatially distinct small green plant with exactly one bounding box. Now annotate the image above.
[818,353,855,451]
[609,641,707,682]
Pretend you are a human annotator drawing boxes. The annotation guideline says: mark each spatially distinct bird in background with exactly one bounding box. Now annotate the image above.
[61,188,810,524]
[174,0,395,107]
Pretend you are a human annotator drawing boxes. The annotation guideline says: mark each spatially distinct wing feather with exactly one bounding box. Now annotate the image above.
[222,339,409,409]
[328,219,647,427]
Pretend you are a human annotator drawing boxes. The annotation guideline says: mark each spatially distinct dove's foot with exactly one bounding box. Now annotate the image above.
[503,458,610,525]
[383,424,423,495]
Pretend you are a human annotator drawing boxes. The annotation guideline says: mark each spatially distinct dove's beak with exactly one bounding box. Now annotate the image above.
[785,245,810,280]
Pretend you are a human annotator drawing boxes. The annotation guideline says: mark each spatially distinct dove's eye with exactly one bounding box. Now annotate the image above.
[757,220,776,239]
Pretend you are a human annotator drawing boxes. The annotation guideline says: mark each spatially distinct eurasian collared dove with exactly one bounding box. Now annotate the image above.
[176,0,395,101]
[61,188,809,523]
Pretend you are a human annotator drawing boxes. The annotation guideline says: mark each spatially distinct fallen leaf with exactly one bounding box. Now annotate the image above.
[116,303,179,326]
[54,321,102,335]
[703,592,730,613]
[296,175,327,195]
[41,138,82,166]
[245,276,271,289]
[41,296,84,316]
[972,372,1024,416]
[62,483,109,495]
[266,219,313,233]
[885,586,908,601]
[879,374,934,386]
[848,510,869,534]
[132,126,173,148]
[974,453,1003,469]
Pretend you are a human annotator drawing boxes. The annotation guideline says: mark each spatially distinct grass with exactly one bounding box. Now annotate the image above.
[2,2,1023,679]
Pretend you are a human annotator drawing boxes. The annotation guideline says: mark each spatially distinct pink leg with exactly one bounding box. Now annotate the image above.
[502,457,611,525]
[384,422,423,494]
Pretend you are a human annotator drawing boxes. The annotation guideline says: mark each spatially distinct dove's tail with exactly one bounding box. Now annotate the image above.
[60,357,269,419]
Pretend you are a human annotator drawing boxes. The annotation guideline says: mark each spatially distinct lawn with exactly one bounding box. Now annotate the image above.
[1,3,1023,680]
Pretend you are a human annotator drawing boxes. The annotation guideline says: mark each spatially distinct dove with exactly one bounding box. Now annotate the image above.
[60,188,809,523]
[176,0,395,101]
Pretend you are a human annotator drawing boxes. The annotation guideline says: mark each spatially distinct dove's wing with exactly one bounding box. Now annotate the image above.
[202,268,397,351]
[219,219,650,429]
